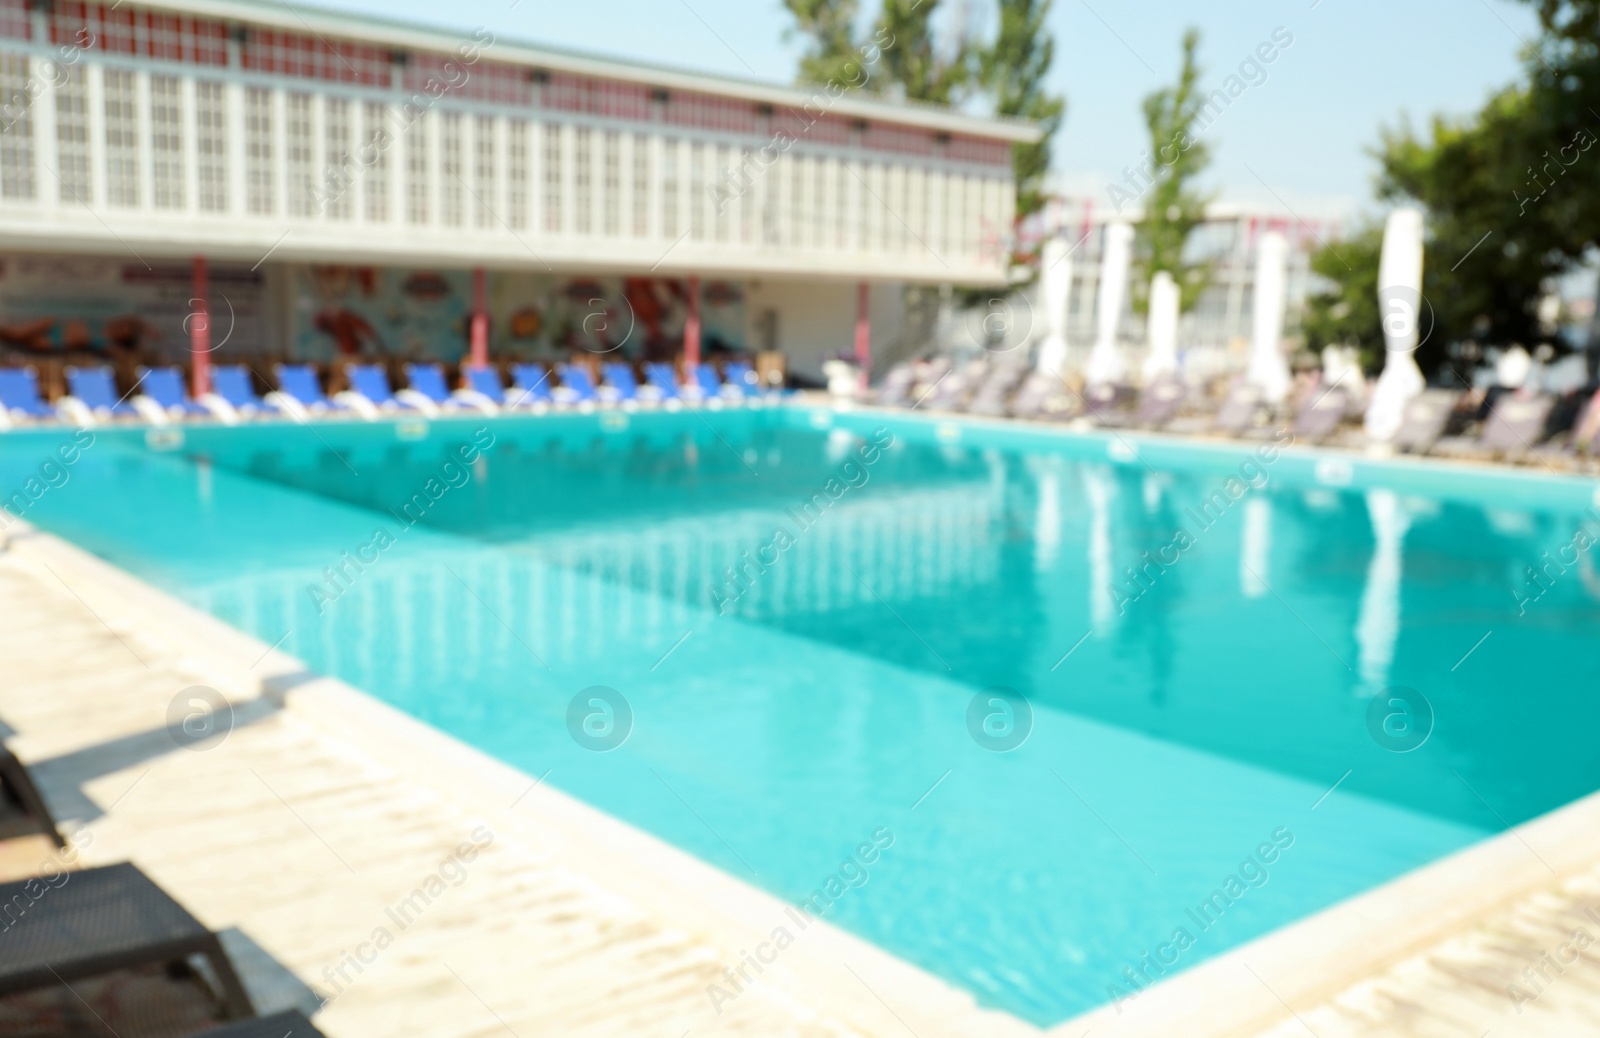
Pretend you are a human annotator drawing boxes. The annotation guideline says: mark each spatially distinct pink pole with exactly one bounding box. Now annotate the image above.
[684,276,702,371]
[854,281,871,392]
[469,267,488,369]
[190,255,211,397]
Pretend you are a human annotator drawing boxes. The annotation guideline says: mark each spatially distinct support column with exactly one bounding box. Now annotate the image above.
[469,266,489,368]
[854,281,871,392]
[190,256,211,397]
[684,275,701,370]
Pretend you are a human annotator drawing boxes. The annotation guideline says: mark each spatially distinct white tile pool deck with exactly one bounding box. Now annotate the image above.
[5,521,1600,1037]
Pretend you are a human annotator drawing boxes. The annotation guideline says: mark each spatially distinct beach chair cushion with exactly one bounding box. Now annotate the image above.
[1136,380,1187,428]
[1293,385,1349,442]
[1214,383,1263,434]
[724,361,757,392]
[694,364,722,397]
[66,367,135,416]
[0,368,54,417]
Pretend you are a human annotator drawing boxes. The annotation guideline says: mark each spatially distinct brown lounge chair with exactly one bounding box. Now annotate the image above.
[0,742,64,847]
[1435,391,1555,459]
[1133,380,1186,429]
[196,1010,328,1037]
[1010,371,1082,420]
[1293,385,1352,444]
[966,361,1029,416]
[1392,389,1463,454]
[1212,382,1265,436]
[0,861,254,1019]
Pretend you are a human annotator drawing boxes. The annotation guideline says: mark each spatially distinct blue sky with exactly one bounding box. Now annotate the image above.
[303,0,1541,218]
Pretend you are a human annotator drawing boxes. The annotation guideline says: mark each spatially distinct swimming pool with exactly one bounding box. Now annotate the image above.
[6,406,1600,1025]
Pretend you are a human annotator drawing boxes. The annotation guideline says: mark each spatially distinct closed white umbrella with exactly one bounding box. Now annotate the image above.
[1246,230,1291,403]
[1364,208,1427,442]
[1143,270,1180,381]
[1085,222,1133,386]
[1035,236,1072,375]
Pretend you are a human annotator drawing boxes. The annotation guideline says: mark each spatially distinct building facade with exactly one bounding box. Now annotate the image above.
[0,0,1037,380]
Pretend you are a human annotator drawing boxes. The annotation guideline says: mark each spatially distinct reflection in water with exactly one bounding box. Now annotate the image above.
[1031,458,1062,573]
[1240,497,1271,598]
[1357,488,1411,694]
[1083,464,1118,632]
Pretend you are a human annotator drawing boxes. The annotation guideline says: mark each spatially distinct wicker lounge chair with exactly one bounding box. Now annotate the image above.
[196,1010,328,1037]
[0,743,63,847]
[0,861,254,1018]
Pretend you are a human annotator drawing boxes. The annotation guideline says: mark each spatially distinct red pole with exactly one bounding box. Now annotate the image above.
[469,266,488,369]
[190,255,211,397]
[684,276,702,371]
[854,281,871,392]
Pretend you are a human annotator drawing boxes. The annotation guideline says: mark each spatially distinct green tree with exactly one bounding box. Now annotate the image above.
[1132,28,1213,313]
[873,0,977,105]
[981,0,1066,219]
[782,0,864,87]
[1301,225,1384,364]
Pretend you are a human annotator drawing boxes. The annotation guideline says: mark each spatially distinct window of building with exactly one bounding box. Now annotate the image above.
[475,115,495,229]
[0,55,30,202]
[363,102,388,222]
[660,137,678,239]
[104,68,140,207]
[688,141,705,241]
[603,130,620,236]
[149,75,184,210]
[508,120,528,230]
[440,111,463,226]
[325,97,353,219]
[813,155,829,249]
[195,80,226,213]
[631,132,650,237]
[56,64,91,205]
[573,125,591,235]
[246,87,276,216]
[285,93,314,217]
[835,160,851,248]
[543,121,563,233]
[788,154,808,249]
[405,112,429,224]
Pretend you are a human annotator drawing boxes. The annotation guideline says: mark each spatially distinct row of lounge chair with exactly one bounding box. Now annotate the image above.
[874,357,1600,466]
[0,741,327,1035]
[0,358,765,427]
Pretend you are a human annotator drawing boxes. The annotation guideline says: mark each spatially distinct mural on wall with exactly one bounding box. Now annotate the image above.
[0,257,267,360]
[292,266,747,361]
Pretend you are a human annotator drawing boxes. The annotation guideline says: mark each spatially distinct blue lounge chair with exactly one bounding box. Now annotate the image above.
[462,366,508,408]
[556,363,600,407]
[508,363,554,409]
[339,363,420,419]
[693,363,722,399]
[725,361,758,395]
[643,362,683,407]
[134,366,208,423]
[61,366,136,425]
[269,364,344,416]
[209,365,279,418]
[402,362,487,414]
[0,367,56,425]
[601,362,641,406]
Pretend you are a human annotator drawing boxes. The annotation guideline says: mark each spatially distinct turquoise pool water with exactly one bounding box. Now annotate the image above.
[6,407,1600,1025]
